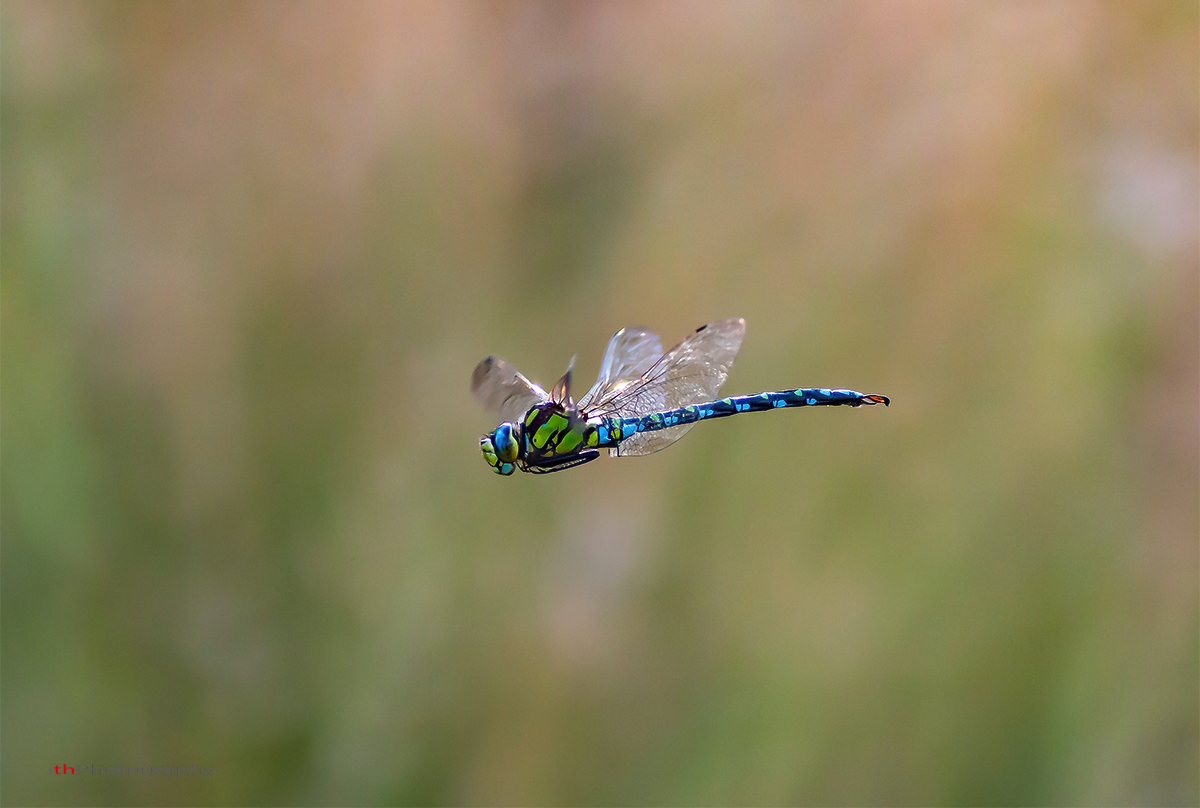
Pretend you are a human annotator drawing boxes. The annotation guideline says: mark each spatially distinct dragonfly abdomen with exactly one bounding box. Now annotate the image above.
[591,388,888,447]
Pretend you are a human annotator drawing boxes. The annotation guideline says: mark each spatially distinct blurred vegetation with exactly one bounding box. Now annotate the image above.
[2,2,1197,806]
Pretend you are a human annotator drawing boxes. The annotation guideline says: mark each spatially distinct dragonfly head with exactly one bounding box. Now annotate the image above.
[480,422,520,476]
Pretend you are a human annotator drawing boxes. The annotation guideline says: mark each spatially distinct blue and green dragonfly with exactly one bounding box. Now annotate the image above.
[472,318,888,475]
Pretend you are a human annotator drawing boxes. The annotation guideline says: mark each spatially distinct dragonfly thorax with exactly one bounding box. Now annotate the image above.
[520,401,589,461]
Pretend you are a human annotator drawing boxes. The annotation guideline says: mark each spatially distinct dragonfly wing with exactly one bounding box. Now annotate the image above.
[592,318,746,457]
[471,355,549,426]
[577,327,663,409]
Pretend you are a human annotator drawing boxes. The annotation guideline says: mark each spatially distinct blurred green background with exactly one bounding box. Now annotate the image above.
[3,2,1197,806]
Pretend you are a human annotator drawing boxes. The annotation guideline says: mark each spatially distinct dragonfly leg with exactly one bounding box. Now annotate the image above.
[523,450,600,474]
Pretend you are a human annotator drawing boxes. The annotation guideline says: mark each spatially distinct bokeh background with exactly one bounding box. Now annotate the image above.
[3,2,1197,806]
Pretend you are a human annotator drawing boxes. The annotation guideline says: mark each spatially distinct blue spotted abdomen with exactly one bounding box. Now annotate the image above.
[592,388,888,447]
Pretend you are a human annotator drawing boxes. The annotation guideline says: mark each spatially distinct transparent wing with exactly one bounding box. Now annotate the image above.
[471,355,549,426]
[585,318,746,457]
[577,326,664,409]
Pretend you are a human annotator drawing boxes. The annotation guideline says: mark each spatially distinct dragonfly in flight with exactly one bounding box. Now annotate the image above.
[472,318,888,475]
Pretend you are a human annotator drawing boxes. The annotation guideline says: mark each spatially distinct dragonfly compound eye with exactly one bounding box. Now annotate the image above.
[493,423,520,462]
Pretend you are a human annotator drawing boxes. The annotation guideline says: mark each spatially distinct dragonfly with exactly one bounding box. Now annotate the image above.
[472,318,888,475]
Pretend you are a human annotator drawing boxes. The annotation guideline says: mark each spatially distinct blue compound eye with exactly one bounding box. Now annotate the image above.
[493,423,519,463]
[481,424,520,476]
